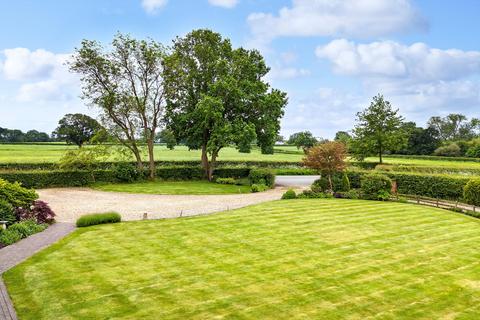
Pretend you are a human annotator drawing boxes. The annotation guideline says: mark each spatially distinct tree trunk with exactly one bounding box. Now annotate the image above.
[147,138,155,180]
[379,141,383,164]
[201,144,210,180]
[208,151,218,182]
[132,147,143,171]
[328,174,333,192]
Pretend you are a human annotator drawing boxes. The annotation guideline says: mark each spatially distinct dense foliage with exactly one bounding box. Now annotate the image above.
[54,113,102,148]
[248,169,275,188]
[0,127,52,143]
[360,173,392,201]
[463,178,480,206]
[288,131,318,153]
[76,212,121,227]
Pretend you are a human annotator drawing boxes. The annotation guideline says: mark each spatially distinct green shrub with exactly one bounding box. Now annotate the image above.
[0,199,15,225]
[0,228,22,246]
[274,168,317,175]
[76,212,122,227]
[311,172,350,193]
[0,179,38,208]
[250,184,268,193]
[311,177,329,193]
[464,178,480,206]
[281,189,297,199]
[249,169,275,188]
[113,163,142,182]
[8,219,47,238]
[334,189,360,199]
[216,177,236,185]
[361,174,392,201]
[434,143,461,157]
[297,190,334,199]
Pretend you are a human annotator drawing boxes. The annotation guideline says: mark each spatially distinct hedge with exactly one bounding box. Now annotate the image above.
[0,167,253,188]
[385,154,480,163]
[346,170,470,200]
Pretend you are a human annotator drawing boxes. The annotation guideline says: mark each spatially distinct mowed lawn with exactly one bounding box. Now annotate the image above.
[4,200,480,319]
[93,180,252,195]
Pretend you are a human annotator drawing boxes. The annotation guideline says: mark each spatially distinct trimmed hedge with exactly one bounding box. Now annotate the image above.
[249,169,275,188]
[346,170,470,200]
[76,212,121,227]
[0,167,253,188]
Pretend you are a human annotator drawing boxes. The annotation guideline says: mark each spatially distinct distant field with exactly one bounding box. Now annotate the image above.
[2,144,480,170]
[0,144,302,163]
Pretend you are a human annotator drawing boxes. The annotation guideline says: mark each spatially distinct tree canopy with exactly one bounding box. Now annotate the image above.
[163,29,287,180]
[351,94,406,163]
[288,131,318,153]
[54,113,101,147]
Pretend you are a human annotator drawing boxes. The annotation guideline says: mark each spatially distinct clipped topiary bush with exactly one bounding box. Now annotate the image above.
[0,199,15,225]
[361,173,392,201]
[76,212,122,227]
[464,178,480,206]
[249,169,275,188]
[281,189,297,199]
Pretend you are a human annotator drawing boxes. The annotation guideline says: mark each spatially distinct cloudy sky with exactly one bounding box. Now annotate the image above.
[0,0,479,138]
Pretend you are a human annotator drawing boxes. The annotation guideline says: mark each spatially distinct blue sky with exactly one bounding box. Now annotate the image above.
[0,0,479,138]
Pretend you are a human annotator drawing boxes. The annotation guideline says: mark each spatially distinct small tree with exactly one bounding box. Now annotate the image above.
[351,94,406,163]
[54,113,101,147]
[156,129,176,150]
[303,141,347,191]
[288,131,318,153]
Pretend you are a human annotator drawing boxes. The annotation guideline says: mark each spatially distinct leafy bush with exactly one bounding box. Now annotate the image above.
[0,179,38,208]
[16,200,56,224]
[311,172,350,193]
[248,169,275,188]
[361,174,392,201]
[8,219,47,238]
[0,228,22,246]
[250,184,268,193]
[0,199,15,225]
[463,178,480,206]
[76,212,122,227]
[281,189,297,199]
[113,163,142,182]
[297,190,334,199]
[434,143,461,157]
[216,177,236,185]
[334,189,360,199]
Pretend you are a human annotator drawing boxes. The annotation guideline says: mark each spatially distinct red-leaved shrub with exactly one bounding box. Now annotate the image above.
[16,200,55,224]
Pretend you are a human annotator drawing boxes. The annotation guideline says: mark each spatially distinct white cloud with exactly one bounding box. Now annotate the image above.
[248,0,427,46]
[316,39,480,80]
[141,0,168,14]
[208,0,238,8]
[268,66,310,80]
[0,48,79,102]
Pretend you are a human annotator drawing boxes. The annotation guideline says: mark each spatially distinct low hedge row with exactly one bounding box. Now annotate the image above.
[385,154,480,163]
[0,167,253,188]
[376,164,480,176]
[346,170,469,200]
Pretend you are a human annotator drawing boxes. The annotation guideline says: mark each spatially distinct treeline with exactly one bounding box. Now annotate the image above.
[0,127,55,143]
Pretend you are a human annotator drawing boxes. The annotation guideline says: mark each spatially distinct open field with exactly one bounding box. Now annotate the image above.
[93,180,251,195]
[4,199,480,319]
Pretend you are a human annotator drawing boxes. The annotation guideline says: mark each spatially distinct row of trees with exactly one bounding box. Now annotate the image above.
[0,128,52,143]
[70,30,287,180]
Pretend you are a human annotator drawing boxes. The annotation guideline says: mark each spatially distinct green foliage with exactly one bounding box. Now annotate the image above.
[288,131,317,153]
[156,129,177,150]
[0,199,15,225]
[360,173,392,201]
[334,189,360,199]
[281,189,297,199]
[8,219,47,238]
[59,146,108,171]
[54,113,101,147]
[0,178,38,208]
[311,172,350,193]
[248,169,275,188]
[297,190,334,199]
[463,178,480,206]
[351,94,407,162]
[0,228,22,246]
[400,126,441,155]
[215,177,236,185]
[163,29,287,179]
[434,143,461,157]
[427,114,479,141]
[76,212,121,227]
[113,163,142,182]
[311,177,329,193]
[250,184,268,193]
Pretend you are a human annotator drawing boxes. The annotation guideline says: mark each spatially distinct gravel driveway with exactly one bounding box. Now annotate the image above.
[38,187,289,222]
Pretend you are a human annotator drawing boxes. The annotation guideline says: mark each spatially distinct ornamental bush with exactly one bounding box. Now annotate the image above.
[8,219,47,238]
[0,228,22,246]
[312,172,350,193]
[361,174,392,201]
[250,184,268,193]
[249,169,275,188]
[281,189,297,199]
[16,200,56,224]
[0,179,38,208]
[463,178,480,206]
[113,162,142,182]
[76,212,122,227]
[0,199,15,225]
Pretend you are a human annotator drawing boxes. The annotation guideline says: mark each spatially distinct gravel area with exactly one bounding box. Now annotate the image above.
[38,187,290,222]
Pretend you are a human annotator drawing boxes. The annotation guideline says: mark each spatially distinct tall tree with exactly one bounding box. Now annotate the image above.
[155,129,176,150]
[70,33,166,179]
[303,141,347,191]
[351,94,406,163]
[54,113,101,147]
[427,114,479,141]
[288,131,318,153]
[163,29,287,180]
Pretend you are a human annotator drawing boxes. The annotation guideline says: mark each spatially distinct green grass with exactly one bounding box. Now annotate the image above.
[4,199,480,319]
[0,144,302,163]
[93,180,252,195]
